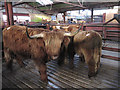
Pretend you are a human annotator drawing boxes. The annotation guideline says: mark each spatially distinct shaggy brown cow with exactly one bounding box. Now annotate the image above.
[52,25,102,77]
[67,30,102,78]
[3,25,78,82]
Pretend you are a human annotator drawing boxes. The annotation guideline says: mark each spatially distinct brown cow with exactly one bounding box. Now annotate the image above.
[60,25,80,32]
[67,30,102,78]
[52,25,102,77]
[3,25,79,82]
[52,25,79,32]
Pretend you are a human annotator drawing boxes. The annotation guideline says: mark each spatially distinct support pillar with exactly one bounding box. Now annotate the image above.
[118,6,120,13]
[4,2,10,26]
[7,2,14,25]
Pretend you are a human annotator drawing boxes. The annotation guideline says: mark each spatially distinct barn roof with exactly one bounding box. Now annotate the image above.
[0,1,119,15]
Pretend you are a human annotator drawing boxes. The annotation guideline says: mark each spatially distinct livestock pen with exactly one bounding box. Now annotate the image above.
[1,23,119,89]
[1,1,119,89]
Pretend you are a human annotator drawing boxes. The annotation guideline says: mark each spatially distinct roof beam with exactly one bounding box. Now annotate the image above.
[60,1,86,9]
[54,6,87,13]
[85,2,119,9]
[25,3,53,15]
[0,2,26,10]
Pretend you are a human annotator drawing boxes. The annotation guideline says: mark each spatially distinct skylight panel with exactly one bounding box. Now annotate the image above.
[36,0,53,6]
[36,0,44,5]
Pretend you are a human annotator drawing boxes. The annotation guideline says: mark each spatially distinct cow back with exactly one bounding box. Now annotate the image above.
[3,25,49,59]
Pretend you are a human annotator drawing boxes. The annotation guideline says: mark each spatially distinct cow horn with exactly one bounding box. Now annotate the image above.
[64,25,82,36]
[26,26,44,39]
[30,33,44,38]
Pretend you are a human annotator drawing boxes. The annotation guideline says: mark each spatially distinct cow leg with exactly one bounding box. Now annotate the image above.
[67,37,75,69]
[92,47,102,76]
[68,49,75,69]
[34,60,48,82]
[87,59,96,78]
[95,48,101,75]
[94,56,101,75]
[86,55,100,78]
[68,49,75,68]
[80,54,85,62]
[15,56,26,68]
[39,64,47,82]
[83,50,97,78]
[57,55,65,66]
[57,47,65,66]
[41,64,47,82]
[4,49,13,71]
[69,55,74,69]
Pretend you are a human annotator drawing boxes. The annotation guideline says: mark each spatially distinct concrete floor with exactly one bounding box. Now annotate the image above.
[1,41,119,89]
[2,56,119,89]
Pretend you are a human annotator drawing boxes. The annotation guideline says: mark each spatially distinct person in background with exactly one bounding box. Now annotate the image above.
[14,20,19,25]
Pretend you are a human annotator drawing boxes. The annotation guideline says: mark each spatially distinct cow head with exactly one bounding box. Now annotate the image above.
[26,26,81,60]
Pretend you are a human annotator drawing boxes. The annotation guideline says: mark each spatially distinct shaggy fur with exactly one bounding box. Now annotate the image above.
[68,30,102,78]
[3,25,69,82]
[53,25,102,77]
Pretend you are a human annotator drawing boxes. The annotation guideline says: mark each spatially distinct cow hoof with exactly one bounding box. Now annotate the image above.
[81,60,85,63]
[40,74,48,83]
[57,59,64,66]
[88,74,94,78]
[20,62,27,68]
[44,79,48,83]
[41,77,48,83]
[96,69,99,75]
[41,79,48,83]
[80,58,85,63]
[69,64,74,69]
[7,66,13,71]
[57,62,63,66]
[88,72,97,78]
[64,58,69,64]
[6,61,13,71]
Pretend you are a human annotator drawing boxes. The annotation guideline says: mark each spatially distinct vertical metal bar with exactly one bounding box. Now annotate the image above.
[102,25,106,43]
[83,26,86,31]
[4,2,10,26]
[7,2,14,26]
[56,15,57,23]
[63,12,66,23]
[91,8,93,22]
[46,24,50,29]
[103,13,106,23]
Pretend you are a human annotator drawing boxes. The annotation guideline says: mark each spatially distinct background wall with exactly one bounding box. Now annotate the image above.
[29,13,51,22]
